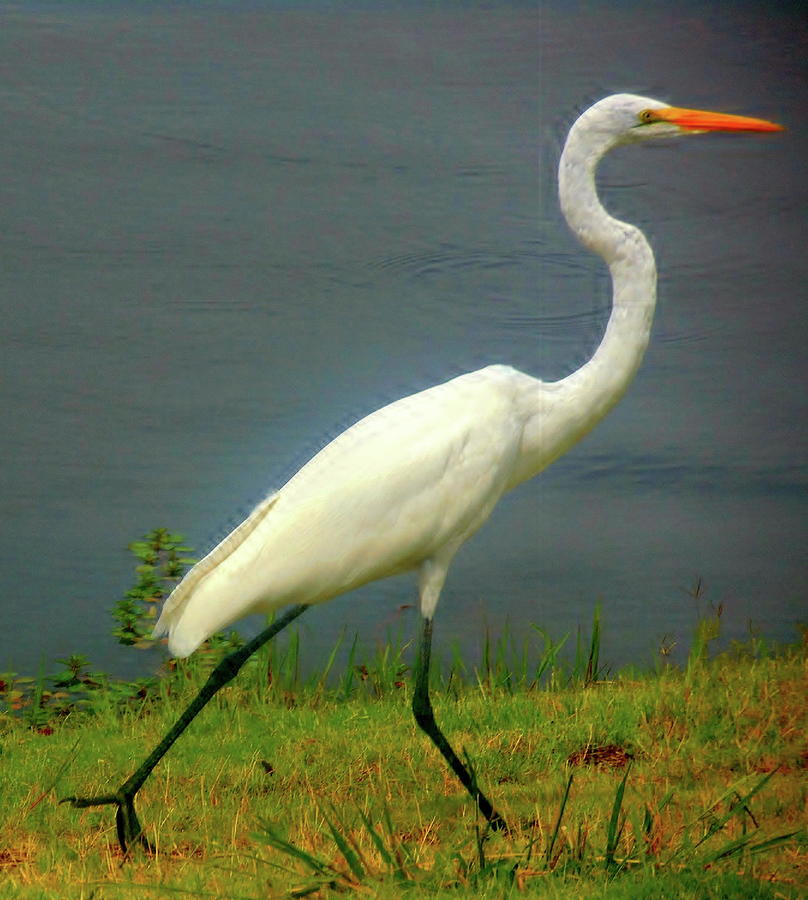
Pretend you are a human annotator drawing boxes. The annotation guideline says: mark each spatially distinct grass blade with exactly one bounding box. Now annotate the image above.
[701,828,801,865]
[585,603,601,686]
[605,762,631,868]
[317,628,345,692]
[356,807,394,869]
[546,772,574,866]
[530,625,569,686]
[357,805,412,881]
[318,802,365,881]
[339,632,359,699]
[693,772,776,851]
[254,820,335,877]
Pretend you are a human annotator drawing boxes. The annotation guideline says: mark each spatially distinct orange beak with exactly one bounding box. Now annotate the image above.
[650,106,783,133]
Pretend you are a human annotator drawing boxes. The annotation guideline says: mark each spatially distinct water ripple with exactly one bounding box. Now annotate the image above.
[368,242,539,280]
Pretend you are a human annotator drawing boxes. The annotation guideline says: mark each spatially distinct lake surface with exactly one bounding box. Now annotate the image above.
[1,1,805,680]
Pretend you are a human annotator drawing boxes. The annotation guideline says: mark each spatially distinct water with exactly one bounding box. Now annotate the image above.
[1,1,805,680]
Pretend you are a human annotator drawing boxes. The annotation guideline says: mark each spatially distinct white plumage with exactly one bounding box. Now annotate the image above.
[154,94,781,661]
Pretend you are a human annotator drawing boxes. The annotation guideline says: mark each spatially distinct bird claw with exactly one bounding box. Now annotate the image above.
[61,791,153,855]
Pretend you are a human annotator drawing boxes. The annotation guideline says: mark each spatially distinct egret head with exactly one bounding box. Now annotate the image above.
[580,93,783,149]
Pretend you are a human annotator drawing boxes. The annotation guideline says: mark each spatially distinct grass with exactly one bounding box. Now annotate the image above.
[0,614,805,898]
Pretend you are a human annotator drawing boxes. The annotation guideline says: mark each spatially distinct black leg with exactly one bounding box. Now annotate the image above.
[62,603,309,853]
[411,615,507,831]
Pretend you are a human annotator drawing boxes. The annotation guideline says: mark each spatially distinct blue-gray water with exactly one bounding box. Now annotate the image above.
[1,1,805,680]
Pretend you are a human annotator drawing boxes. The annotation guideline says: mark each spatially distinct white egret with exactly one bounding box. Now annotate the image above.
[64,94,781,850]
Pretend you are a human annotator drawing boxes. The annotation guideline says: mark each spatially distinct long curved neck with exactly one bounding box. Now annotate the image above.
[508,120,658,488]
[551,124,657,445]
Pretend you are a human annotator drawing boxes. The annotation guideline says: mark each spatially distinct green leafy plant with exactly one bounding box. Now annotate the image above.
[112,528,196,646]
[50,654,104,691]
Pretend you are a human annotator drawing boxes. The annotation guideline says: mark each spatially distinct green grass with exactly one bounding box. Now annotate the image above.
[1,619,805,898]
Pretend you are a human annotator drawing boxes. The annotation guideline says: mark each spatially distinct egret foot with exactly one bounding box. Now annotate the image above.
[61,606,309,855]
[61,790,152,854]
